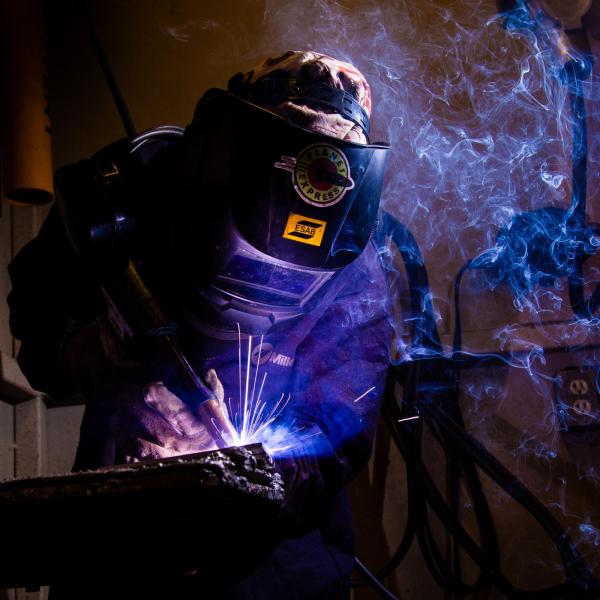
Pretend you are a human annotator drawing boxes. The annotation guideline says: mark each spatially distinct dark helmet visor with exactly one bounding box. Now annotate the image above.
[186,88,390,270]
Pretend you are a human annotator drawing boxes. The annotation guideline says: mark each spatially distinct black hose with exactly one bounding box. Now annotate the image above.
[352,376,418,588]
[80,1,137,137]
[563,56,594,319]
[354,211,599,598]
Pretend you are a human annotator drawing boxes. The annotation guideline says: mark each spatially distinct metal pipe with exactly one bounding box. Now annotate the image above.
[0,0,54,206]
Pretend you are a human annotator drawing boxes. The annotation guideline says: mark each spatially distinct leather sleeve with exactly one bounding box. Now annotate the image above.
[7,205,105,400]
[275,242,392,532]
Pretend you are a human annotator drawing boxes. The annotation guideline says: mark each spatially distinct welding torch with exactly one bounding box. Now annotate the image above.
[104,260,236,449]
[55,153,236,450]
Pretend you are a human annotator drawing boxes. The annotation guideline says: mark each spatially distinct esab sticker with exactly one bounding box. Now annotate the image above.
[275,143,354,207]
[283,213,327,247]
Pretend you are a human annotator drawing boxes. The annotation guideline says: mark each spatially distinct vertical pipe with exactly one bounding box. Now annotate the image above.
[0,0,54,206]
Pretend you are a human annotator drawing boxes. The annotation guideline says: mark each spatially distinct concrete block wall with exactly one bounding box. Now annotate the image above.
[0,201,84,474]
[0,201,84,599]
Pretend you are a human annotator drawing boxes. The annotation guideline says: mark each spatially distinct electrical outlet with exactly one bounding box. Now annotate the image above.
[556,367,600,431]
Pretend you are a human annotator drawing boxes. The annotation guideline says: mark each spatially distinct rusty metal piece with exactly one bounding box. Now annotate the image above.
[0,444,283,589]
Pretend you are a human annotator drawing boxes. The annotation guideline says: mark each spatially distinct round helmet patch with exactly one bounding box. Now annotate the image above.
[275,144,354,207]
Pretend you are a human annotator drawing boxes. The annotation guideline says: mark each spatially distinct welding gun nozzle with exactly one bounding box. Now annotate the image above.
[196,398,236,449]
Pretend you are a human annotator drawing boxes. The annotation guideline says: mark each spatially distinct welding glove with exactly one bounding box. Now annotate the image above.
[109,369,227,462]
[272,400,373,535]
[274,439,348,536]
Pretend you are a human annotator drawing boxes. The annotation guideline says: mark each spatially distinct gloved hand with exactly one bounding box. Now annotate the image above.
[110,369,230,462]
[272,402,372,534]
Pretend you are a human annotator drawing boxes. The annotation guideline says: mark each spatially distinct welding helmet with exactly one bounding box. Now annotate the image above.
[176,51,390,331]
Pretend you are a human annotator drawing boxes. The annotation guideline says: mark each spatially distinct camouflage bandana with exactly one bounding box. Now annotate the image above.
[228,50,372,144]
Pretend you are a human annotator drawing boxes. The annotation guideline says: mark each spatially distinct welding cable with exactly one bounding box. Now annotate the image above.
[351,378,419,591]
[129,125,185,154]
[352,365,453,592]
[375,212,442,353]
[352,216,440,591]
[447,450,464,600]
[585,230,600,311]
[451,261,599,597]
[79,0,137,137]
[405,365,500,596]
[452,252,600,595]
[387,375,499,596]
[560,44,600,320]
[563,55,596,319]
[386,372,593,599]
[451,262,472,358]
[380,215,501,591]
[353,219,499,595]
[446,257,595,593]
[444,405,500,593]
[562,57,591,224]
[445,388,500,598]
[417,390,598,598]
[372,216,499,594]
[381,367,518,597]
[429,400,578,582]
[365,212,598,597]
[385,400,494,595]
[390,250,498,595]
[443,390,492,600]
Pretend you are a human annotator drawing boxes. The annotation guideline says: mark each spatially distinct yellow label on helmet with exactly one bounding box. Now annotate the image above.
[283,213,327,246]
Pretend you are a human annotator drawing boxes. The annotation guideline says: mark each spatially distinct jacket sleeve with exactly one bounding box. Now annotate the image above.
[7,205,105,400]
[275,242,392,531]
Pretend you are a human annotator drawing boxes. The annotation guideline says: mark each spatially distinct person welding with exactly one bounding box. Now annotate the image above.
[8,50,392,598]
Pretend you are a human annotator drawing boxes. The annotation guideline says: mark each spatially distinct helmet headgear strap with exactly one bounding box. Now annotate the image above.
[228,74,370,138]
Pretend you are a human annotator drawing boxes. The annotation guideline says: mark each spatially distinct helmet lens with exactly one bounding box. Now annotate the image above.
[189,89,390,270]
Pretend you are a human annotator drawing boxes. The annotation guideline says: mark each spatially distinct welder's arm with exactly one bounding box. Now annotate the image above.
[276,266,392,532]
[7,205,105,400]
[108,370,228,461]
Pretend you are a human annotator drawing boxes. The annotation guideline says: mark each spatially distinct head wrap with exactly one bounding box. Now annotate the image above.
[228,50,372,144]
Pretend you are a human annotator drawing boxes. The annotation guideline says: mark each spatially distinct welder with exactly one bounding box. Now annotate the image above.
[8,50,392,598]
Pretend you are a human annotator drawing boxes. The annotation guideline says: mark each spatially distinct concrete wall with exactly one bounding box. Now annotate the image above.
[0,200,84,599]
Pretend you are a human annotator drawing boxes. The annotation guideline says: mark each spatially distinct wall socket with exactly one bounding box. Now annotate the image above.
[555,367,600,431]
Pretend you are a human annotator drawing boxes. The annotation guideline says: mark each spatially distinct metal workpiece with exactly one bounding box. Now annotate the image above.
[0,444,284,589]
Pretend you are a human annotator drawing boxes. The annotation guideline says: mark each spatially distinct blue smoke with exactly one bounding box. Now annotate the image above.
[472,206,598,300]
[150,0,600,587]
[250,0,600,586]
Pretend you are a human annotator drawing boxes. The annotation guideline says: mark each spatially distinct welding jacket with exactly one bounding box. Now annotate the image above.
[7,137,393,599]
